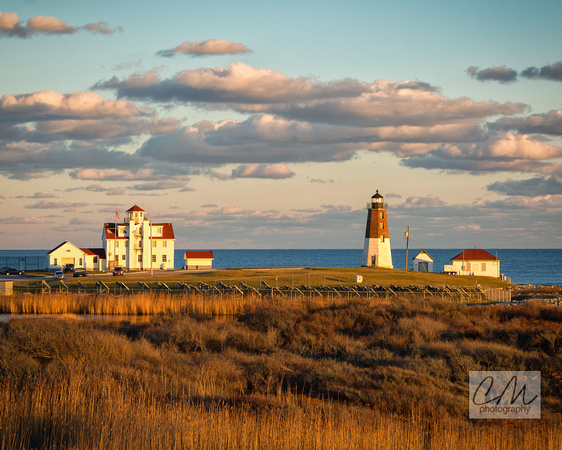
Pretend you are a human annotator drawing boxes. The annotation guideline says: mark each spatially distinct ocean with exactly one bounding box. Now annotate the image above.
[1,248,560,286]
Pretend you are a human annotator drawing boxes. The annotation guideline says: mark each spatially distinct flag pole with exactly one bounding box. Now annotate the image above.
[114,210,118,270]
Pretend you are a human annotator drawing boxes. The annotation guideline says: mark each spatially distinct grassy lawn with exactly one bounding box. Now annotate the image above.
[16,266,512,291]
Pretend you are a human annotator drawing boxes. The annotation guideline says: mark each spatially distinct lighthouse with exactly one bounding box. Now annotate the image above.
[361,190,393,268]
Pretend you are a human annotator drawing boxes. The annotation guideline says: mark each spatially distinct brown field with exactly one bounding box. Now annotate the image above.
[1,293,561,449]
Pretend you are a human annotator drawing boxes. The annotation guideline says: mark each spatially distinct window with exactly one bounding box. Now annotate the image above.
[54,258,57,265]
[152,241,157,248]
[163,241,167,248]
[162,255,167,263]
[380,223,384,229]
[138,255,142,262]
[122,255,126,261]
[79,258,83,266]
[379,212,384,219]
[116,241,119,248]
[93,257,98,263]
[158,227,163,234]
[152,255,157,263]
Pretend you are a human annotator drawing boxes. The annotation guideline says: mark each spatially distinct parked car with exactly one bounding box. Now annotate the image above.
[112,267,124,276]
[54,271,64,279]
[63,264,75,274]
[3,268,23,275]
[6,268,23,275]
[73,268,87,277]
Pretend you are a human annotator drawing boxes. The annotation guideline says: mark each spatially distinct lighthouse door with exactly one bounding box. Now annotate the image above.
[371,255,376,265]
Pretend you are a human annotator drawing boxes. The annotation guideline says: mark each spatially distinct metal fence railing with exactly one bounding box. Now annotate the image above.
[10,281,511,304]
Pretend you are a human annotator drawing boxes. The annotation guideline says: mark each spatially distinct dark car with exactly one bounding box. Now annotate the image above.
[63,264,75,274]
[73,268,87,277]
[112,267,124,276]
[3,268,23,275]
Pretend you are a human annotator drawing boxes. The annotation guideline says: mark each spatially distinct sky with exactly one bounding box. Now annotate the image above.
[1,0,561,250]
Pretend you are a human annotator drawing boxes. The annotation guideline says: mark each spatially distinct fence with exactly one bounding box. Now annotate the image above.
[11,279,511,303]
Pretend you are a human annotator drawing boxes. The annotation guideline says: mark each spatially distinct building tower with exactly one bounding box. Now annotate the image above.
[361,190,393,268]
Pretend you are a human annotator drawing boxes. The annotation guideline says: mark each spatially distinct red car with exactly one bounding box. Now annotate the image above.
[112,267,124,276]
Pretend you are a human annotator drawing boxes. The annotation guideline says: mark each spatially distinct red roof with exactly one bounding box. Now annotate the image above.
[126,205,145,212]
[104,222,174,240]
[80,248,106,259]
[451,249,499,261]
[159,223,175,240]
[184,251,214,259]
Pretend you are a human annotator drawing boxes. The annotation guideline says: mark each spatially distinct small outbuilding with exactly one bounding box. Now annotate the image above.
[47,241,105,271]
[412,249,434,273]
[184,251,214,270]
[444,249,500,278]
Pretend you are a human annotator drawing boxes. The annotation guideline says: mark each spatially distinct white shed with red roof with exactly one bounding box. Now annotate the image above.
[184,251,214,270]
[444,249,500,278]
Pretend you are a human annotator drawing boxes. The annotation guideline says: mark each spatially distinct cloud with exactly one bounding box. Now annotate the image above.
[0,142,147,180]
[467,65,518,83]
[14,192,57,199]
[403,196,447,208]
[521,62,562,81]
[0,215,53,224]
[93,62,369,104]
[0,90,144,119]
[157,38,251,57]
[24,201,88,209]
[130,180,187,190]
[400,133,562,175]
[231,163,295,179]
[487,176,562,196]
[491,109,562,135]
[0,12,122,38]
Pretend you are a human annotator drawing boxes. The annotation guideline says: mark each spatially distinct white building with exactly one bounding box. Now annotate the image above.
[103,205,175,271]
[184,251,214,269]
[444,249,500,278]
[412,249,434,273]
[362,190,393,268]
[46,241,105,271]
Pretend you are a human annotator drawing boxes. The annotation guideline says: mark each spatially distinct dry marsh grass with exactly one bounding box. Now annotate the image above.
[1,295,560,448]
[0,291,263,316]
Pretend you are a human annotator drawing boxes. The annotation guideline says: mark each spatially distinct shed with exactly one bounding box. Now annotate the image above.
[46,241,88,271]
[444,249,500,278]
[184,251,214,270]
[412,249,434,273]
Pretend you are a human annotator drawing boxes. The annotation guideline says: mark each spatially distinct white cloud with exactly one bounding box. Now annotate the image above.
[157,38,251,57]
[231,163,295,179]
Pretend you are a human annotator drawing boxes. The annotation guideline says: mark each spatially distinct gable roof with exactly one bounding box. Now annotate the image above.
[126,205,145,212]
[47,241,84,255]
[184,251,214,259]
[451,249,499,261]
[412,249,434,261]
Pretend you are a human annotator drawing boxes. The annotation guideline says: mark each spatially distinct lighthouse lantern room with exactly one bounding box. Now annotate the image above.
[361,190,394,268]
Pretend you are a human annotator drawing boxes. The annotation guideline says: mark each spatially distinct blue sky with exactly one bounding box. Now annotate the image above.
[1,0,561,250]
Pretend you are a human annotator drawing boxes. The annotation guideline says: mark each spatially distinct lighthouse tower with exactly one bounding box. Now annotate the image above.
[361,190,393,268]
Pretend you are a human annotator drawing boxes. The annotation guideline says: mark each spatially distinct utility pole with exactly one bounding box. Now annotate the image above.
[404,226,410,272]
[150,220,153,276]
